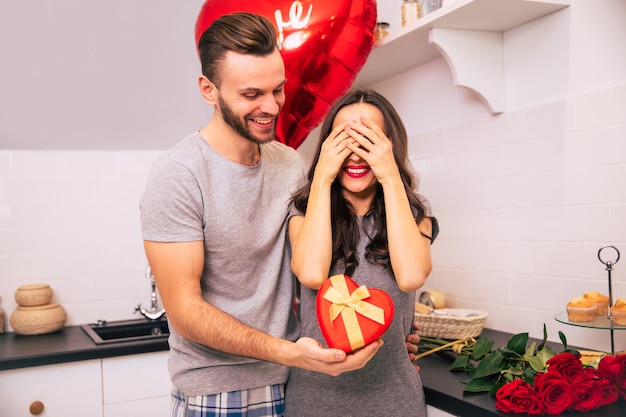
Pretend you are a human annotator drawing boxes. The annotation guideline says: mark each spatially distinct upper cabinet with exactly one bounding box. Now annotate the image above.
[353,0,571,113]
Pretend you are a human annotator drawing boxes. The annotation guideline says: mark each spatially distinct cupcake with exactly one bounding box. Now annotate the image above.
[583,291,610,315]
[610,298,626,326]
[566,296,597,322]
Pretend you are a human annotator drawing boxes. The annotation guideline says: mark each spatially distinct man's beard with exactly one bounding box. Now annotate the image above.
[217,94,277,145]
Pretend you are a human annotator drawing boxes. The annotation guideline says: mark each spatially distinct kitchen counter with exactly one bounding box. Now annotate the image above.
[1,326,624,416]
[417,328,626,417]
[0,324,168,371]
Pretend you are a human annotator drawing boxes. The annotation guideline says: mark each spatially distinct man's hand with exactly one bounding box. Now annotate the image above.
[291,337,383,376]
[406,322,421,370]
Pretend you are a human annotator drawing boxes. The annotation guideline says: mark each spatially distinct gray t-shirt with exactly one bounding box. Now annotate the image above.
[284,211,427,417]
[140,132,306,396]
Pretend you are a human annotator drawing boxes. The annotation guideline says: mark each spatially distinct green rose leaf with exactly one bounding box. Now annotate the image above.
[558,331,568,350]
[536,345,556,364]
[537,323,548,351]
[472,337,494,360]
[448,355,470,371]
[502,367,524,376]
[506,333,529,354]
[463,377,495,393]
[525,341,537,357]
[526,355,545,372]
[490,380,507,396]
[523,368,536,384]
[473,349,505,378]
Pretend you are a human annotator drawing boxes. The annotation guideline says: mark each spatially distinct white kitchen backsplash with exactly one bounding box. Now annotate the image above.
[1,83,624,353]
[0,150,164,326]
[405,83,626,353]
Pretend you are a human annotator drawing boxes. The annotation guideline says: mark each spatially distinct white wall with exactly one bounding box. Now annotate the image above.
[366,0,626,353]
[0,0,208,150]
[1,0,625,355]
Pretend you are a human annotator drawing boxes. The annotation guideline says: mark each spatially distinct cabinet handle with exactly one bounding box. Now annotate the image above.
[29,401,44,415]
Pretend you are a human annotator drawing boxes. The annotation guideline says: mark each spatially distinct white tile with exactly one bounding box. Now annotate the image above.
[522,101,571,141]
[608,124,626,165]
[0,151,10,176]
[408,130,446,159]
[432,240,490,271]
[610,204,626,242]
[554,205,614,242]
[498,138,554,177]
[119,150,165,177]
[482,175,529,209]
[463,146,501,180]
[481,109,529,147]
[510,275,560,310]
[66,151,119,176]
[560,128,609,169]
[531,242,586,278]
[487,241,533,274]
[506,207,555,241]
[447,180,484,210]
[572,85,626,132]
[11,151,67,177]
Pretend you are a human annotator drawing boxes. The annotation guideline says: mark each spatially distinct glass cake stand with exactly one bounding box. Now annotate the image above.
[554,245,622,355]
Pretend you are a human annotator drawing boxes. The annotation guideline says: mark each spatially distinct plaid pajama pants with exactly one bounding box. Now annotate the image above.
[171,384,285,417]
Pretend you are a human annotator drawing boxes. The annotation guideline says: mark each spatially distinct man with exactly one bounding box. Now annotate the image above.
[140,12,384,416]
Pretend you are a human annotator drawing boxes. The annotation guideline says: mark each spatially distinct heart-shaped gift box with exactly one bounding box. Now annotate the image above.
[316,274,394,353]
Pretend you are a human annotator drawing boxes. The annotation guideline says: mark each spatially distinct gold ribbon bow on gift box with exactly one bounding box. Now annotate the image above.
[323,274,386,351]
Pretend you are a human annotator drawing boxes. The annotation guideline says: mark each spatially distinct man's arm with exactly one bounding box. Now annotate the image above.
[144,240,381,376]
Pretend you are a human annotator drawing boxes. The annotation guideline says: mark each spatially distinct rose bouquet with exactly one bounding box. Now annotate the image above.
[418,325,626,415]
[495,352,624,415]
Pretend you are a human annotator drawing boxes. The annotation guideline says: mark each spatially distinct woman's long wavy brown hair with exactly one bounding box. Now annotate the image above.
[291,89,428,276]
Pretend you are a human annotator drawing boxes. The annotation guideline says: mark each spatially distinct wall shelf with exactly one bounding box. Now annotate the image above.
[353,0,571,113]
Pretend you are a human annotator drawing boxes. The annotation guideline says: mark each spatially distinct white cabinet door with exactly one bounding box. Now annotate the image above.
[103,396,171,417]
[0,360,103,417]
[102,351,170,417]
[427,404,458,417]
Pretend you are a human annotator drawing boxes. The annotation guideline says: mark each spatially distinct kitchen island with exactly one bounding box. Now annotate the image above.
[1,326,624,416]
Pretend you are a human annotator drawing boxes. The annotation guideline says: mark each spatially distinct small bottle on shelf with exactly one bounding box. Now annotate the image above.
[401,0,422,27]
[374,22,390,41]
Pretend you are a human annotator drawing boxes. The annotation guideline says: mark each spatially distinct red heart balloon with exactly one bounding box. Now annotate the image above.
[317,274,394,353]
[195,0,377,149]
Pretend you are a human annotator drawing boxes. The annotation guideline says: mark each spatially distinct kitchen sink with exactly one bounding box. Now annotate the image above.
[80,318,169,345]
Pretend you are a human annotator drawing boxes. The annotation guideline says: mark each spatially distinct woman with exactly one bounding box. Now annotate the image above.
[284,89,438,416]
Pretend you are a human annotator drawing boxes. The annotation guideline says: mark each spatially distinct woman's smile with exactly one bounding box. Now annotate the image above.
[343,164,371,178]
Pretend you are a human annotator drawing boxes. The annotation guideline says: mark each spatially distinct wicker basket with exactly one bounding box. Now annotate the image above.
[10,304,67,335]
[414,308,488,339]
[14,283,53,307]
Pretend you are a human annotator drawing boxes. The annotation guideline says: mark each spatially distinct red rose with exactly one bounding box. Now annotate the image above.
[594,377,620,406]
[495,379,544,415]
[571,380,604,412]
[546,352,585,384]
[597,355,626,399]
[534,372,574,415]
